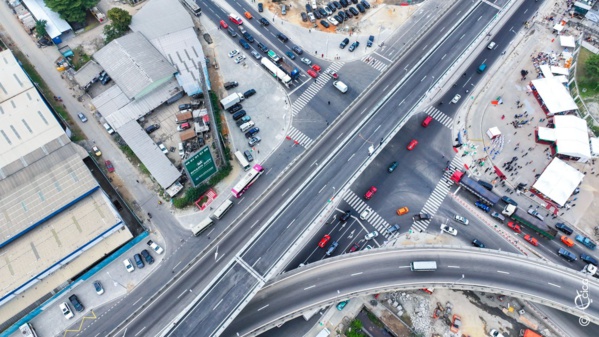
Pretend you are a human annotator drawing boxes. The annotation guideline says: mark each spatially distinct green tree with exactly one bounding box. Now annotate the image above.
[350,319,363,330]
[45,0,99,23]
[103,24,122,44]
[107,8,132,32]
[586,54,599,80]
[35,20,48,39]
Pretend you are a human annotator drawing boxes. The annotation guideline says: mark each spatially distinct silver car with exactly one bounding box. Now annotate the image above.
[300,57,312,65]
[454,215,469,225]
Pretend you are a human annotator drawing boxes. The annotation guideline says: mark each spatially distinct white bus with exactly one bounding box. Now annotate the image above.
[182,0,201,16]
[19,323,38,337]
[191,218,214,236]
[410,261,437,271]
[212,199,234,220]
[234,151,251,171]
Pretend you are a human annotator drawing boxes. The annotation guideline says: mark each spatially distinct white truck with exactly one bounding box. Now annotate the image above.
[315,328,330,337]
[220,93,244,110]
[582,264,598,277]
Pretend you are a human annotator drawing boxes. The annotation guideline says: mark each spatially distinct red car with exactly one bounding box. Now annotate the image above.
[318,234,331,248]
[219,20,229,29]
[348,242,360,252]
[422,115,433,127]
[507,221,522,233]
[406,139,418,151]
[228,13,243,25]
[312,64,322,72]
[524,234,539,246]
[307,69,318,78]
[105,160,115,173]
[364,186,377,200]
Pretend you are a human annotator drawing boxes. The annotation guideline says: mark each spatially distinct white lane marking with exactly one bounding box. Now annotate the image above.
[213,298,224,310]
[399,265,410,269]
[497,270,509,274]
[257,304,269,311]
[134,327,146,337]
[177,290,187,299]
[304,285,316,290]
[548,282,561,288]
[347,153,355,162]
[132,297,143,306]
[318,185,327,194]
[282,188,290,196]
[336,132,344,140]
[351,272,363,276]
[287,218,296,228]
[447,265,460,268]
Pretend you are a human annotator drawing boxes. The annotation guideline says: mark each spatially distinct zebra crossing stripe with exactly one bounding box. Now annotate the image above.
[343,191,392,238]
[287,126,314,148]
[291,62,345,117]
[423,106,453,128]
[360,55,388,72]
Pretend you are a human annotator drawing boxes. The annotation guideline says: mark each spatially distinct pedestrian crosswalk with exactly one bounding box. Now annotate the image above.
[422,106,453,128]
[291,62,344,117]
[287,126,314,148]
[343,190,395,239]
[361,55,388,72]
[410,156,463,233]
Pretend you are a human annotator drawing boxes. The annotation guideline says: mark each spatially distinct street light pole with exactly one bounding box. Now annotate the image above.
[451,274,465,287]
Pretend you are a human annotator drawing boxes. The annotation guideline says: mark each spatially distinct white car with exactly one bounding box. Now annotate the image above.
[359,209,371,220]
[300,57,312,65]
[327,16,339,26]
[228,49,240,58]
[147,240,164,254]
[234,55,246,64]
[441,224,458,236]
[454,215,469,225]
[365,231,379,240]
[60,302,74,319]
[123,258,135,273]
[157,142,168,154]
[450,94,461,104]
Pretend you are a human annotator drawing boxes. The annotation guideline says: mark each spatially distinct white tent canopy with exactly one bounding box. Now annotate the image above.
[486,127,501,139]
[533,158,583,206]
[591,137,599,157]
[537,127,557,141]
[531,77,578,114]
[554,115,591,161]
[560,35,576,48]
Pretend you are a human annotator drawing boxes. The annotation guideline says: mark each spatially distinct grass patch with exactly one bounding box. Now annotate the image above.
[71,46,92,71]
[576,47,599,98]
[365,309,384,328]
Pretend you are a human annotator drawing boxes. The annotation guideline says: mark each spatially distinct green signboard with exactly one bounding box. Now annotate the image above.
[184,146,217,186]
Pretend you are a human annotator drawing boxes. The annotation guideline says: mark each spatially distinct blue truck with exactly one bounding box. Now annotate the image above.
[278,58,300,80]
[576,234,597,250]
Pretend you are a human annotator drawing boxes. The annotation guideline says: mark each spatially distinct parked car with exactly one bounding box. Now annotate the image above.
[157,142,168,154]
[145,124,160,134]
[441,224,458,236]
[93,281,104,295]
[248,136,261,146]
[301,12,308,22]
[68,294,84,312]
[245,127,260,138]
[320,20,330,28]
[123,258,135,272]
[105,160,115,173]
[244,89,257,98]
[361,0,371,8]
[367,35,374,47]
[450,315,462,333]
[340,38,350,49]
[77,112,88,123]
[92,145,102,157]
[348,41,359,52]
[224,81,239,90]
[60,302,74,319]
[228,49,240,58]
[336,300,349,311]
[177,122,192,131]
[244,150,254,162]
[134,253,145,268]
[349,6,359,15]
[141,249,155,265]
[147,240,164,254]
[258,3,263,12]
[234,54,246,64]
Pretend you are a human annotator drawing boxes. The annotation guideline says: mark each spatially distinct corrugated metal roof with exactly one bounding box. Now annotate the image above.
[73,60,103,88]
[116,120,181,188]
[91,85,131,118]
[105,78,182,129]
[0,143,96,247]
[22,0,71,39]
[93,32,176,99]
[130,0,194,41]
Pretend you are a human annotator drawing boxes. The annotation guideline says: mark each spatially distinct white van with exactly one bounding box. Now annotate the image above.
[239,121,255,132]
[103,123,115,135]
[487,41,496,50]
[333,81,348,93]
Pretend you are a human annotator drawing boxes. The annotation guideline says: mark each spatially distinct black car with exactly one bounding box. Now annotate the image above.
[348,41,359,52]
[413,213,431,221]
[351,0,358,3]
[333,1,342,9]
[141,249,154,265]
[320,20,330,28]
[145,124,160,134]
[301,12,308,22]
[339,10,348,20]
[179,103,192,111]
[349,6,359,15]
[340,38,350,49]
[69,295,84,312]
[306,4,312,12]
[314,10,322,19]
[239,38,250,49]
[356,3,365,12]
[276,33,289,42]
[472,239,485,248]
[244,150,254,162]
[555,222,574,235]
[259,17,270,26]
[227,103,243,113]
[257,42,269,53]
[227,27,238,37]
[232,110,246,120]
[340,0,349,7]
[318,8,327,17]
[258,3,263,12]
[501,196,518,206]
[134,253,145,268]
[327,3,336,12]
[242,32,254,43]
[334,14,344,23]
[361,0,370,8]
[245,127,260,138]
[292,46,303,54]
[581,253,598,266]
[345,9,353,18]
[367,35,374,47]
[244,89,257,98]
[223,81,239,90]
[340,210,351,221]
